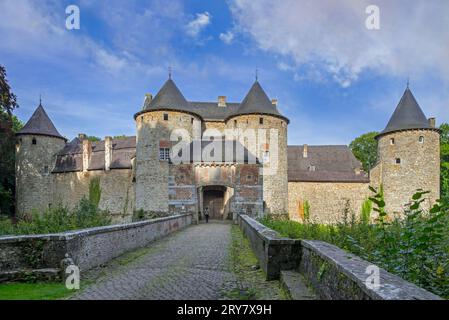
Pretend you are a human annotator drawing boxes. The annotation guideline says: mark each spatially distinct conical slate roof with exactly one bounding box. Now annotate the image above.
[377,87,432,138]
[16,104,65,140]
[144,78,189,112]
[230,81,289,122]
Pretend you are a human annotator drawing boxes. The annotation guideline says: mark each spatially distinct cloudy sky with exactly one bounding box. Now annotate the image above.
[1,0,448,144]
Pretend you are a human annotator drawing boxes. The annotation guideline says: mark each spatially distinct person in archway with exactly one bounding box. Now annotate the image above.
[204,207,210,223]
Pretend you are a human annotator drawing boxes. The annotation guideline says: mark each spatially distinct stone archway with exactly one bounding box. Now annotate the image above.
[199,185,233,221]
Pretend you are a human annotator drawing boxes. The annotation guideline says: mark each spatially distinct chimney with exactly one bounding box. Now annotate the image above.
[218,96,227,107]
[303,144,308,158]
[82,139,92,172]
[271,99,278,106]
[428,117,436,128]
[78,133,87,141]
[105,136,113,171]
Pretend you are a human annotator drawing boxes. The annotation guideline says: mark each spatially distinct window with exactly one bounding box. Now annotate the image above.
[419,136,424,143]
[259,117,263,125]
[191,117,194,124]
[32,138,37,145]
[234,120,237,127]
[308,165,316,171]
[395,158,401,164]
[159,148,170,161]
[246,175,253,181]
[43,165,49,175]
[390,138,395,145]
[163,113,169,121]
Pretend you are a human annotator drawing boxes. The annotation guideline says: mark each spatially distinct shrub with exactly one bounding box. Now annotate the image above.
[259,188,449,299]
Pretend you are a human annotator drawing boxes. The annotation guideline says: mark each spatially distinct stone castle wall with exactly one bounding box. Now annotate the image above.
[15,135,65,216]
[226,114,288,214]
[370,129,440,214]
[288,181,370,224]
[135,110,201,214]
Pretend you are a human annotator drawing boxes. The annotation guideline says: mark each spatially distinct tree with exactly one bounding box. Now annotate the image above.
[440,123,449,199]
[349,131,379,172]
[0,65,23,216]
[0,65,18,116]
[87,136,101,142]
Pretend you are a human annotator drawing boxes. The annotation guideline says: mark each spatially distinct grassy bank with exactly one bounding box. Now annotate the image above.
[0,282,74,300]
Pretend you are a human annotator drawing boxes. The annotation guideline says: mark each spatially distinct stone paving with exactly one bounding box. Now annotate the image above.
[73,222,243,300]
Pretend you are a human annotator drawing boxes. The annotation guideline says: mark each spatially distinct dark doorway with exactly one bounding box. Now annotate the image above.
[203,188,225,220]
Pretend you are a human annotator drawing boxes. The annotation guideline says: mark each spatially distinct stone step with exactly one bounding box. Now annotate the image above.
[280,270,317,300]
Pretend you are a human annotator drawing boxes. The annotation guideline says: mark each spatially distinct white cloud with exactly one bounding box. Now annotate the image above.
[186,11,212,37]
[219,31,234,44]
[228,0,449,87]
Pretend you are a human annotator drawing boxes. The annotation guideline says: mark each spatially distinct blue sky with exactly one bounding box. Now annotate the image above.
[1,0,448,144]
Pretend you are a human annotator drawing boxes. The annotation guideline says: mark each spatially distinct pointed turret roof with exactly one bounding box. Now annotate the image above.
[377,87,435,138]
[16,104,65,140]
[229,81,289,123]
[144,78,189,111]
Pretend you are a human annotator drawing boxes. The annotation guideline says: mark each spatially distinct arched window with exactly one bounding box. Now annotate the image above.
[419,136,424,143]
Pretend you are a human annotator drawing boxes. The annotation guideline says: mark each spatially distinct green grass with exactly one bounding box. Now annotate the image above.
[0,282,74,300]
[225,224,288,300]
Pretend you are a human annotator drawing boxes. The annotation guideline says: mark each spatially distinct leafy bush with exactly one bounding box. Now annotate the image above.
[0,197,111,236]
[260,188,449,299]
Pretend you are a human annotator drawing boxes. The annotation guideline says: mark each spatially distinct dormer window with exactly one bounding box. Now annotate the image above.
[419,136,424,143]
[390,138,395,145]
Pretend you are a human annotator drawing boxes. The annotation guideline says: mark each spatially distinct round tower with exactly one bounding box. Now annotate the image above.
[226,81,289,215]
[15,103,66,216]
[134,78,202,214]
[372,86,440,215]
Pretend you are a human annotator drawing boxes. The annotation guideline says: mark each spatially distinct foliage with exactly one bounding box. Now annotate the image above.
[0,197,111,235]
[260,189,449,298]
[87,136,101,142]
[88,177,102,208]
[0,65,19,116]
[360,198,372,224]
[303,200,311,222]
[113,135,127,140]
[440,123,449,200]
[349,131,379,172]
[0,65,24,216]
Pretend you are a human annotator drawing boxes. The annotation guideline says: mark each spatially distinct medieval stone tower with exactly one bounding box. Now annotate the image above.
[370,86,440,214]
[15,104,66,215]
[226,81,289,214]
[134,78,201,214]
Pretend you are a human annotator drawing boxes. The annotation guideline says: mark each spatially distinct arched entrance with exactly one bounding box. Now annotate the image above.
[200,185,233,220]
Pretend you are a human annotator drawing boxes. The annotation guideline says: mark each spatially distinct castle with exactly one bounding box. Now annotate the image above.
[15,78,441,223]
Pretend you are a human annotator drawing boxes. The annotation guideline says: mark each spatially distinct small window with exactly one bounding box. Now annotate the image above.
[419,136,424,143]
[259,117,264,125]
[247,175,253,180]
[159,148,170,161]
[395,158,401,164]
[191,117,194,124]
[308,165,316,171]
[32,138,37,145]
[43,166,49,174]
[390,138,395,145]
[163,113,169,121]
[234,120,237,126]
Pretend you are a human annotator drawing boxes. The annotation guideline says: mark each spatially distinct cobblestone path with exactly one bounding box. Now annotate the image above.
[73,222,246,300]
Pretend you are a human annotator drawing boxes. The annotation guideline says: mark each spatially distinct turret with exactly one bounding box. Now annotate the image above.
[134,78,202,214]
[15,103,66,216]
[370,86,440,214]
[226,81,289,215]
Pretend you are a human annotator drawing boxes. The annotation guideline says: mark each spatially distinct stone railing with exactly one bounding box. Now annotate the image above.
[237,214,301,280]
[237,214,441,300]
[0,213,192,282]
